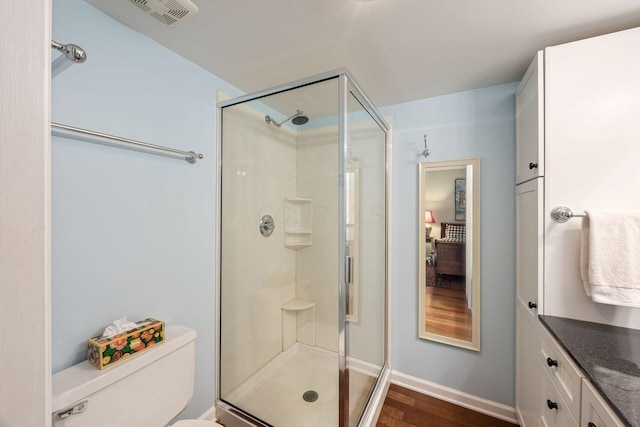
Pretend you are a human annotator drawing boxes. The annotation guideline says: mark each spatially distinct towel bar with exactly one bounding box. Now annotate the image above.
[551,206,586,223]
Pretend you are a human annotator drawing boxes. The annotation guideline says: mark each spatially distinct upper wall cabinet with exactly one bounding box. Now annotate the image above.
[515,51,544,185]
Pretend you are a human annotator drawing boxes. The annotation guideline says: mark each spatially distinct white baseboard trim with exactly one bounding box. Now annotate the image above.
[390,371,518,425]
[198,405,216,421]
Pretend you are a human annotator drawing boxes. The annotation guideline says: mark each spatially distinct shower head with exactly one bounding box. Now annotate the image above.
[265,110,309,127]
[291,114,309,125]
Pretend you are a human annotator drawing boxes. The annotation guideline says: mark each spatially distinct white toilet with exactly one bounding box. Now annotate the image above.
[52,325,223,427]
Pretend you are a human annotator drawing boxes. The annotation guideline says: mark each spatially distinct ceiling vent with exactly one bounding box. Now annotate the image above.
[127,0,198,25]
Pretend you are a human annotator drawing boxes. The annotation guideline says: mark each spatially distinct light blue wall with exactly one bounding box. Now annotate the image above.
[380,82,518,406]
[51,0,241,420]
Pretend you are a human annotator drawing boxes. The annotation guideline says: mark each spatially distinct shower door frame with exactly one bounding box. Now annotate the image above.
[215,68,390,427]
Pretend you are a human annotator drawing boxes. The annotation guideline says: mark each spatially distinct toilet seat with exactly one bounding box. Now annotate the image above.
[172,420,222,427]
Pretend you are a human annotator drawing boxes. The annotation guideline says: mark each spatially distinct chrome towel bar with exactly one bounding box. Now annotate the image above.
[51,39,86,77]
[551,206,586,223]
[51,123,203,164]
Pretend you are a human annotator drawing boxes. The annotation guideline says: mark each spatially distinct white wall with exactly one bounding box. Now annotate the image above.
[219,103,297,395]
[51,0,241,419]
[296,125,340,352]
[380,82,518,406]
[0,1,51,426]
[544,27,640,328]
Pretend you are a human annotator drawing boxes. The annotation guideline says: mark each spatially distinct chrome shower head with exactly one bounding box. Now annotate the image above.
[265,110,309,127]
[291,113,309,125]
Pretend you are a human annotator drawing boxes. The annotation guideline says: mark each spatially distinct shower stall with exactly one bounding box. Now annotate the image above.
[215,69,389,427]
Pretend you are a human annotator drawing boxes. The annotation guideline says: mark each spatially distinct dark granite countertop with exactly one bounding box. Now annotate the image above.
[539,315,640,427]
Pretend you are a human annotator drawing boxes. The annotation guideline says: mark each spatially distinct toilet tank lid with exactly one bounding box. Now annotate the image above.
[52,325,196,413]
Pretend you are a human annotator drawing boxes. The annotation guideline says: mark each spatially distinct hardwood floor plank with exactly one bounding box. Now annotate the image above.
[376,384,518,427]
[388,389,415,406]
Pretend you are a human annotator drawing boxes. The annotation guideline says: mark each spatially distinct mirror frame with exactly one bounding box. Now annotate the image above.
[418,158,480,351]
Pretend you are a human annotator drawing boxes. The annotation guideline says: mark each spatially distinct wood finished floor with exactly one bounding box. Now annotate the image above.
[425,286,472,341]
[377,384,518,427]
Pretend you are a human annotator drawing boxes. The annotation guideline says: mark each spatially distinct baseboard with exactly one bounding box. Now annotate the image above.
[390,371,518,425]
[199,405,216,421]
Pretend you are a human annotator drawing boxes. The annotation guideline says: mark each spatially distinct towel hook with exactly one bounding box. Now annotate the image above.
[421,134,430,158]
[551,206,586,223]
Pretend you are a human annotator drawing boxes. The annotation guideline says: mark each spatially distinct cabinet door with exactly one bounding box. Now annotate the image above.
[516,51,544,184]
[516,308,541,427]
[516,178,544,320]
[581,379,625,427]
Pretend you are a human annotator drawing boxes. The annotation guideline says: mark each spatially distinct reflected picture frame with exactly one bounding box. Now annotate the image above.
[455,178,466,221]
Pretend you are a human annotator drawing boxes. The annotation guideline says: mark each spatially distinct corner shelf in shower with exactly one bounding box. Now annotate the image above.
[284,197,313,249]
[281,298,316,351]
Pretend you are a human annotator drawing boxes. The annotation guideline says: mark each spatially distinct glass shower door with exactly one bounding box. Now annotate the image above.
[344,89,387,427]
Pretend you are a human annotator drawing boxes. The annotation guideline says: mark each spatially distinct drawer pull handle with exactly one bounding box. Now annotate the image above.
[528,301,537,309]
[546,399,558,410]
[546,357,558,367]
[529,162,538,169]
[588,423,597,427]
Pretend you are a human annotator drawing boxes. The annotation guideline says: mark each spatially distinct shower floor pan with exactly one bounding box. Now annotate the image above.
[223,343,378,427]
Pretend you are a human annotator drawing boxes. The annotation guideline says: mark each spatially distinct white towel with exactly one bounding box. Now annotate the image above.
[580,210,640,307]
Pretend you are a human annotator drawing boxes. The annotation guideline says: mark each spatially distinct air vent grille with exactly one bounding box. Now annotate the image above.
[127,0,198,26]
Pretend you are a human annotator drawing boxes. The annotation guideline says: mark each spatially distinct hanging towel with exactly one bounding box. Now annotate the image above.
[580,210,640,307]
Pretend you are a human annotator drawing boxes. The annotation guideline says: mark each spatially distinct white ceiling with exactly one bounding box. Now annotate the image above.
[86,0,640,107]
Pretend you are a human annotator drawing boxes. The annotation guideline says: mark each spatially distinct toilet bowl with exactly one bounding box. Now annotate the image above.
[52,325,223,427]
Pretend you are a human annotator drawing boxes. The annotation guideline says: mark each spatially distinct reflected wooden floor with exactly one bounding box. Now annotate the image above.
[377,384,518,427]
[425,286,472,341]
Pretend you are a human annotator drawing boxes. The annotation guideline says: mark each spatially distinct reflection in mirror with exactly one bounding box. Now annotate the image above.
[418,159,480,351]
[346,168,359,322]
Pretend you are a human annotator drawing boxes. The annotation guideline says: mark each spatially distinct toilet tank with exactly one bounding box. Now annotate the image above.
[52,325,197,427]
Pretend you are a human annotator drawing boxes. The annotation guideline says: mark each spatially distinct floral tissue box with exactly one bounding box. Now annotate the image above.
[87,318,164,370]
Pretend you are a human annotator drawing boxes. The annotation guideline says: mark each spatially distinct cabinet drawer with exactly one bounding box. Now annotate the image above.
[538,328,583,421]
[538,364,578,427]
[581,379,625,427]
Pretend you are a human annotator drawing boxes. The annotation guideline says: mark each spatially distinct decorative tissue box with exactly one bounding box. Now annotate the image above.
[87,318,164,370]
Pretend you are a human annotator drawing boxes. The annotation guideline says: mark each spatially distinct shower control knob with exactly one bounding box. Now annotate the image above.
[529,162,538,169]
[528,302,537,309]
[259,215,275,237]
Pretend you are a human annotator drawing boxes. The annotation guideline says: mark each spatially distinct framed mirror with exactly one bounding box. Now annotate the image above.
[418,159,480,351]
